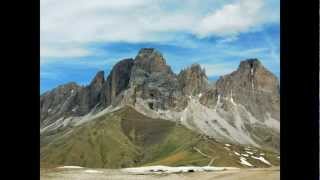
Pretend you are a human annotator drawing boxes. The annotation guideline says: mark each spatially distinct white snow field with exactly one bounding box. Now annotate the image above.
[41,166,280,180]
[122,165,239,174]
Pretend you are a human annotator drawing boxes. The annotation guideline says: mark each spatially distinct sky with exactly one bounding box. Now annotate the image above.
[40,0,280,94]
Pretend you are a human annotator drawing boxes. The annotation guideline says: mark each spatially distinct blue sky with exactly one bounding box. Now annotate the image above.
[40,0,279,94]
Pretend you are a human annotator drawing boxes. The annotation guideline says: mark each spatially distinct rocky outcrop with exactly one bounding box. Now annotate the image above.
[76,71,105,116]
[199,59,280,151]
[100,58,134,107]
[127,48,187,111]
[40,49,280,152]
[200,59,280,121]
[40,59,136,128]
[178,64,208,96]
[133,48,174,74]
[40,71,106,128]
[40,82,83,127]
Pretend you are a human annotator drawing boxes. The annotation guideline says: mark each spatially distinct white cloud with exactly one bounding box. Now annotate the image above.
[223,47,269,57]
[194,0,275,37]
[40,0,279,59]
[40,45,91,58]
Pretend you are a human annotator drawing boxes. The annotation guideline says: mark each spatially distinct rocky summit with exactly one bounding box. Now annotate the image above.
[40,48,280,168]
[178,64,209,96]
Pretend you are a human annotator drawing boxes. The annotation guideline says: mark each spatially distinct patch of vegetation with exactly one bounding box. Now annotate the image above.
[40,106,280,168]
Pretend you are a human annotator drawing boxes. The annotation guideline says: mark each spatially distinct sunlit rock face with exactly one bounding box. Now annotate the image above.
[199,59,280,151]
[178,64,209,96]
[201,59,279,121]
[127,48,187,111]
[100,58,134,107]
[40,49,280,152]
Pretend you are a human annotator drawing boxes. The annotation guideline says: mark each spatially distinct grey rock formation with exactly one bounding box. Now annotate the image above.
[76,71,105,115]
[128,48,187,111]
[40,59,136,128]
[199,59,280,151]
[40,49,280,152]
[100,58,134,107]
[200,59,279,121]
[40,71,106,128]
[40,82,83,127]
[178,64,208,96]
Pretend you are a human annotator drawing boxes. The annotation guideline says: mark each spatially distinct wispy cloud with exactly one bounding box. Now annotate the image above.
[193,0,277,37]
[40,0,279,59]
[40,0,279,93]
[222,47,269,57]
[40,45,91,59]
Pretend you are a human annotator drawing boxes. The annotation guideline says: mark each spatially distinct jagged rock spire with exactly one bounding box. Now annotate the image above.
[178,63,208,95]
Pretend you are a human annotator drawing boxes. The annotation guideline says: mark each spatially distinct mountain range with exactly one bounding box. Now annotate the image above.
[40,48,280,168]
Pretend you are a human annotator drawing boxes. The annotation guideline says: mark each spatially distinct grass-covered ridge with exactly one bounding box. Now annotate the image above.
[40,106,279,168]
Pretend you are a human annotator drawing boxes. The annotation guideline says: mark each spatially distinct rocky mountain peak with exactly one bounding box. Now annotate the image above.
[201,58,279,121]
[100,58,134,107]
[189,63,206,74]
[41,51,280,153]
[178,63,208,95]
[89,70,105,88]
[134,48,172,74]
[136,48,163,59]
[238,58,261,71]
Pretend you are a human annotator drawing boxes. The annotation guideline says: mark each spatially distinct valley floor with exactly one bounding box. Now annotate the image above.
[40,167,279,180]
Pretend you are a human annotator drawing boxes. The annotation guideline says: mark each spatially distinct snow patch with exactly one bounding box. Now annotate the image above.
[246,151,254,155]
[225,143,231,147]
[72,106,78,112]
[251,156,271,165]
[234,151,240,156]
[122,166,238,174]
[240,157,253,167]
[230,90,236,106]
[214,94,221,111]
[84,170,103,173]
[58,166,83,169]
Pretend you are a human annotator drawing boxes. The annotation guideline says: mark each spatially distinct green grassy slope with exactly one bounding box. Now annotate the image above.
[40,106,279,168]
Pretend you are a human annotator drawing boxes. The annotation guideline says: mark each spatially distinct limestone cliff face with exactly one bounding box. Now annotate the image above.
[40,49,280,152]
[200,59,279,121]
[178,64,208,96]
[133,48,173,74]
[77,71,105,115]
[199,59,280,151]
[100,58,134,107]
[40,82,82,127]
[128,48,187,111]
[40,71,106,127]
